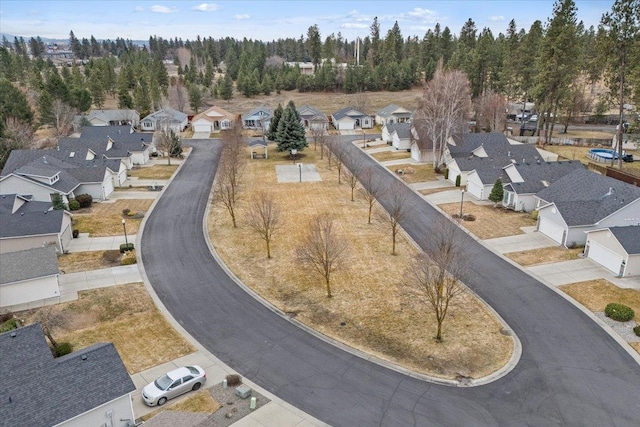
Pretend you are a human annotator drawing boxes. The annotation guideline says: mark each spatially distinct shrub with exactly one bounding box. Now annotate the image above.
[604,303,635,322]
[0,318,18,333]
[76,193,93,208]
[72,229,79,238]
[127,210,137,217]
[119,243,135,253]
[634,324,640,337]
[444,168,449,179]
[455,175,461,187]
[54,342,73,357]
[68,200,80,211]
[531,210,539,220]
[122,208,131,216]
[121,250,137,265]
[226,374,242,386]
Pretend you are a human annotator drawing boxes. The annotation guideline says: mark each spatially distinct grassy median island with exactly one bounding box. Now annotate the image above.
[208,143,513,380]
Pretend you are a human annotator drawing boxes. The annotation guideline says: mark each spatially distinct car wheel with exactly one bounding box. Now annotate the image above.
[157,397,167,406]
[192,382,201,391]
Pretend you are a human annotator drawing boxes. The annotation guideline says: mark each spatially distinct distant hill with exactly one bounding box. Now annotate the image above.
[1,33,147,46]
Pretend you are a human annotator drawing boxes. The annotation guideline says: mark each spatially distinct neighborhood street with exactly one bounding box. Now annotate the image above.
[141,138,640,426]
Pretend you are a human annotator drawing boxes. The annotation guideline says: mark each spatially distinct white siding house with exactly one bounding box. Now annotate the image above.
[584,226,640,277]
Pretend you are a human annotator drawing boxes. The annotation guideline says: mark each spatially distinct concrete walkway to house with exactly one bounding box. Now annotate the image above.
[380,158,418,167]
[58,264,142,302]
[528,259,640,290]
[66,233,136,252]
[365,145,395,154]
[484,227,557,254]
[409,177,454,192]
[108,190,161,200]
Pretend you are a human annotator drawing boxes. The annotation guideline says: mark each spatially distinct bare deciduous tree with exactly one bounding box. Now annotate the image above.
[245,191,282,258]
[359,167,385,224]
[297,213,349,298]
[33,306,67,350]
[324,135,335,168]
[310,126,326,154]
[213,123,245,228]
[332,140,349,184]
[476,90,506,132]
[154,127,181,165]
[403,218,469,342]
[377,180,412,255]
[353,91,369,114]
[344,155,363,202]
[0,117,34,169]
[52,99,75,137]
[169,77,188,112]
[414,61,472,167]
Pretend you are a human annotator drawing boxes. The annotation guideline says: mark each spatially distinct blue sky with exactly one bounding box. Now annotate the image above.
[0,0,611,42]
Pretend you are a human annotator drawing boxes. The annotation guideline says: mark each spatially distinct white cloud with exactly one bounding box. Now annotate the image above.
[151,5,177,14]
[406,7,435,19]
[192,3,218,12]
[234,14,250,20]
[341,22,369,29]
[489,15,505,22]
[134,6,144,12]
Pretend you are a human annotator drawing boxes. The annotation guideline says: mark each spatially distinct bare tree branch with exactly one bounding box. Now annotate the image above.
[359,167,385,224]
[245,191,282,258]
[52,99,75,137]
[296,213,349,298]
[213,123,245,228]
[377,180,412,255]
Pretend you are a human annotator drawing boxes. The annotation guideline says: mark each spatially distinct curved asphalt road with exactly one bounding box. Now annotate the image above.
[142,139,640,426]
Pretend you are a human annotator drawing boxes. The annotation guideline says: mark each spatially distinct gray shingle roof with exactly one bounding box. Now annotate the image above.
[448,132,514,158]
[0,324,135,427]
[608,226,640,254]
[537,169,640,225]
[297,105,328,122]
[0,206,66,239]
[244,106,272,119]
[456,142,540,179]
[141,108,188,124]
[332,106,368,121]
[0,246,59,285]
[504,161,585,194]
[0,194,51,214]
[386,122,412,139]
[377,104,411,118]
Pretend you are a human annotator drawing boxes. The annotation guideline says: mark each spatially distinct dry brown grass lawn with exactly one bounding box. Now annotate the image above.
[167,390,221,413]
[19,283,195,373]
[370,150,413,162]
[58,250,122,273]
[128,165,179,180]
[505,247,583,266]
[208,143,512,380]
[385,163,440,184]
[72,199,153,236]
[439,203,536,239]
[560,279,640,320]
[631,342,640,353]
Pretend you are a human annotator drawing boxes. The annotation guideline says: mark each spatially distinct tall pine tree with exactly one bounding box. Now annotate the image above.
[275,101,307,153]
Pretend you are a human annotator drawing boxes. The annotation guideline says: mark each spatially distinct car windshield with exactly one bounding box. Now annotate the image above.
[155,374,173,390]
[187,366,199,375]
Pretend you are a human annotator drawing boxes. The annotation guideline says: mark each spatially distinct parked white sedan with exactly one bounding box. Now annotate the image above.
[142,365,206,406]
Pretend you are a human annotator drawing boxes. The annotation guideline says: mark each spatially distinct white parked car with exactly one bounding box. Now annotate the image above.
[142,365,206,406]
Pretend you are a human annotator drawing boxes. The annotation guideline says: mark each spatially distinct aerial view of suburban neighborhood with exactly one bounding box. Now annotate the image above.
[1,0,640,426]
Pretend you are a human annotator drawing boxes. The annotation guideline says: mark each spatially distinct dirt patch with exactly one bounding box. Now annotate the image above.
[208,143,512,380]
[129,164,179,180]
[72,199,153,236]
[439,203,536,239]
[505,247,583,266]
[17,283,195,373]
[560,279,640,320]
[58,250,122,273]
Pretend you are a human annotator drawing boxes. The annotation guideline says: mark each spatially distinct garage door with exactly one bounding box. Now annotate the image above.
[467,180,484,200]
[587,241,623,274]
[103,178,114,199]
[538,217,565,244]
[193,123,211,133]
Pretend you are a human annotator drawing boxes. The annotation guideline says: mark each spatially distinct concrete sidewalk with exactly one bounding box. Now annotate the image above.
[58,265,142,301]
[67,233,136,252]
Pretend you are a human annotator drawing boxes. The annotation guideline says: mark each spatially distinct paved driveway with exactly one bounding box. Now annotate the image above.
[484,230,557,254]
[191,131,211,139]
[528,258,640,289]
[141,138,640,426]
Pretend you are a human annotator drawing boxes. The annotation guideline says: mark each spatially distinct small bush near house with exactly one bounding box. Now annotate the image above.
[68,200,80,211]
[455,175,461,187]
[72,229,79,238]
[444,168,449,179]
[226,374,242,386]
[604,303,635,322]
[0,318,18,333]
[76,194,93,208]
[531,210,539,220]
[122,208,131,216]
[121,250,137,265]
[634,324,640,337]
[119,243,135,253]
[53,342,73,357]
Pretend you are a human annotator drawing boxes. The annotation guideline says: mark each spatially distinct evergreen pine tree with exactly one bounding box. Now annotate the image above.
[267,103,283,141]
[488,179,504,204]
[275,102,307,153]
[219,73,233,101]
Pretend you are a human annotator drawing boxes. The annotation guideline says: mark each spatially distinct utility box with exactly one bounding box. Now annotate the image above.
[235,385,252,399]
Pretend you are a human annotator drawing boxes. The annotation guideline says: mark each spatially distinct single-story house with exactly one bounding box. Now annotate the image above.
[0,246,60,310]
[535,169,640,246]
[381,123,412,151]
[242,106,272,130]
[191,106,235,133]
[584,226,640,277]
[141,108,188,133]
[375,104,412,126]
[331,107,373,131]
[0,324,136,427]
[407,119,440,164]
[73,109,140,132]
[0,194,73,254]
[501,161,585,212]
[249,140,268,159]
[297,105,329,130]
